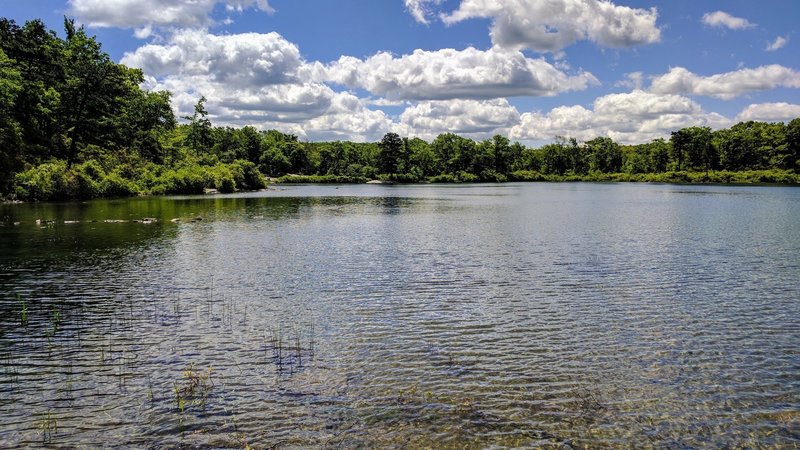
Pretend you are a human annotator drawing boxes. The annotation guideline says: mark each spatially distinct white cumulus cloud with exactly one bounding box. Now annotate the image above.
[122,29,306,87]
[649,65,800,100]
[440,0,660,52]
[701,11,755,30]
[510,90,730,144]
[766,36,788,52]
[304,92,407,142]
[323,46,598,101]
[735,103,800,123]
[615,71,645,90]
[68,0,274,30]
[122,29,397,141]
[400,99,521,140]
[404,0,442,25]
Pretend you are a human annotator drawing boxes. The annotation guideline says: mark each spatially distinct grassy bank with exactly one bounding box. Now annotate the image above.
[272,169,800,186]
[507,169,800,184]
[12,160,266,202]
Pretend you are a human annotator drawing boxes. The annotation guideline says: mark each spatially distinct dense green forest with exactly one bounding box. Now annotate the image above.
[1,18,799,201]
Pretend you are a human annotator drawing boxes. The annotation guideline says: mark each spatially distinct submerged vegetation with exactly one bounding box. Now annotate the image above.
[1,18,799,202]
[174,364,214,413]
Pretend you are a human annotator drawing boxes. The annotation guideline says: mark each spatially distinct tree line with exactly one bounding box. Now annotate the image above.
[1,18,798,201]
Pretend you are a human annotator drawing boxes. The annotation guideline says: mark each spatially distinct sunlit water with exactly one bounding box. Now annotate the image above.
[0,183,798,448]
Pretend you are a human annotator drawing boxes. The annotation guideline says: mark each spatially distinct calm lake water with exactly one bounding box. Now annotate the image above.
[0,183,798,448]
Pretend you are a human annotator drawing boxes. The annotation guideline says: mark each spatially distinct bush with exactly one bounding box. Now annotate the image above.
[99,172,138,198]
[230,160,266,190]
[428,174,460,183]
[456,171,479,182]
[277,174,367,183]
[14,161,73,201]
[209,165,236,193]
[153,166,209,195]
[478,170,506,182]
[359,165,379,179]
[377,172,422,183]
[509,170,546,181]
[72,160,106,198]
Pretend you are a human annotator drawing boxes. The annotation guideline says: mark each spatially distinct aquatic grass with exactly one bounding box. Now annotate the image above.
[174,383,186,413]
[265,319,316,374]
[569,385,606,423]
[17,293,28,327]
[51,308,61,333]
[294,328,302,367]
[146,375,154,402]
[44,329,55,357]
[267,326,284,369]
[174,364,214,412]
[37,410,58,442]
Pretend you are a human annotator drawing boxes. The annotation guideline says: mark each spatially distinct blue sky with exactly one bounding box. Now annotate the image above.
[5,0,800,143]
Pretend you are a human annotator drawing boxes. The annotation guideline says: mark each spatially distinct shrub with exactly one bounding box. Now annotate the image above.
[208,165,235,193]
[14,161,73,201]
[509,170,546,181]
[154,166,209,195]
[277,174,367,183]
[72,160,106,198]
[478,170,506,182]
[230,160,266,190]
[428,174,460,183]
[377,172,421,183]
[100,172,138,198]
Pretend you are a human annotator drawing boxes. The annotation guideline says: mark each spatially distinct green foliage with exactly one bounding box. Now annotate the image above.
[477,169,505,182]
[14,159,140,200]
[787,118,800,171]
[59,20,144,163]
[671,126,716,172]
[72,160,104,198]
[428,174,460,183]
[231,160,266,190]
[184,96,212,153]
[277,174,368,184]
[0,48,23,190]
[159,166,210,195]
[1,17,799,201]
[509,170,547,181]
[586,136,623,173]
[14,161,73,201]
[99,172,138,198]
[378,132,403,174]
[17,293,28,326]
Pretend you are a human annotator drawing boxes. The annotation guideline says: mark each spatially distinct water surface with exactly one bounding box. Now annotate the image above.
[1,183,798,448]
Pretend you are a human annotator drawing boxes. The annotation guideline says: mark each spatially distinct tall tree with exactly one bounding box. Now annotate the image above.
[184,96,213,154]
[585,136,622,173]
[491,134,511,174]
[0,18,64,159]
[431,133,458,174]
[647,138,670,173]
[319,141,346,175]
[59,19,142,164]
[670,130,687,170]
[378,132,402,174]
[672,127,716,172]
[0,48,22,188]
[786,118,800,171]
[407,137,436,176]
[118,89,175,163]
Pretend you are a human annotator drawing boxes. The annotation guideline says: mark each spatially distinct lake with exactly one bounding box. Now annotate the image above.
[1,183,798,448]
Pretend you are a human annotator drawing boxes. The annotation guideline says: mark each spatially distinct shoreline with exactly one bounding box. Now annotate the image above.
[275,169,800,186]
[3,169,798,205]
